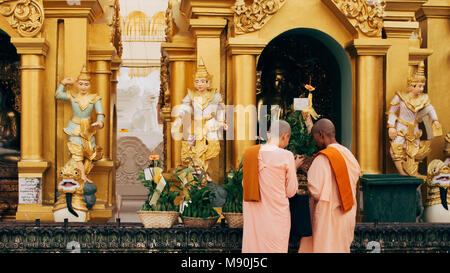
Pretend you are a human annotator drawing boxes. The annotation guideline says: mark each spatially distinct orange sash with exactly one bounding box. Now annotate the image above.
[318,146,354,212]
[243,145,262,202]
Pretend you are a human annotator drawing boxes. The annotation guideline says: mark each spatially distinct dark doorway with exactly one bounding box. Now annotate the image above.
[0,29,20,221]
[256,28,352,146]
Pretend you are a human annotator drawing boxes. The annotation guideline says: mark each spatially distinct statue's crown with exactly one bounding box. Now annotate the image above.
[408,61,426,85]
[194,57,212,81]
[77,65,91,82]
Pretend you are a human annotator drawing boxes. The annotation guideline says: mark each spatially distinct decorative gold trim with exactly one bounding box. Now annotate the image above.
[110,0,123,58]
[0,0,44,37]
[232,0,286,34]
[331,0,385,37]
[165,0,178,43]
[159,54,170,109]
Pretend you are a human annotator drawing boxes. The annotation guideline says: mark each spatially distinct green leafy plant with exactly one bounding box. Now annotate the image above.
[174,167,219,220]
[137,169,181,212]
[222,165,243,213]
[285,111,317,157]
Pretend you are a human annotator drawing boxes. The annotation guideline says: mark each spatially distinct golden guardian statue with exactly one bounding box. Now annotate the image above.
[171,58,226,173]
[56,66,104,183]
[386,61,442,177]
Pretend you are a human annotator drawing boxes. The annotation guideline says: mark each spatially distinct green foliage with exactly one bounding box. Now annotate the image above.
[137,170,181,212]
[222,166,243,213]
[285,111,317,157]
[175,167,219,220]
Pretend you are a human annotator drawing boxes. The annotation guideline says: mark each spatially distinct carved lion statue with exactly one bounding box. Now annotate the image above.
[52,159,97,222]
[423,159,450,222]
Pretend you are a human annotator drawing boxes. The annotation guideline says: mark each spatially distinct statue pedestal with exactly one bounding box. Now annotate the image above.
[360,174,423,222]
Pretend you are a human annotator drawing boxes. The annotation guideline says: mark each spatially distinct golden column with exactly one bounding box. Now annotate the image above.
[417,5,450,161]
[190,17,227,182]
[163,44,196,171]
[87,46,116,220]
[349,39,391,174]
[227,42,266,168]
[11,37,51,221]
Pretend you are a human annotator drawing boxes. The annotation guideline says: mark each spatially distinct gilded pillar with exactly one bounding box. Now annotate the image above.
[87,46,116,219]
[170,60,188,169]
[12,37,51,221]
[349,39,391,174]
[190,17,227,182]
[417,5,450,161]
[383,2,432,173]
[227,42,265,168]
[162,43,195,171]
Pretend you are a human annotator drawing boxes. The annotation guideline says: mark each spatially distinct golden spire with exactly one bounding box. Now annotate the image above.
[194,57,212,81]
[77,65,91,82]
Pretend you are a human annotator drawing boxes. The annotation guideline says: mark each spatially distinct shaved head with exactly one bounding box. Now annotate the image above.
[311,118,335,138]
[269,120,291,138]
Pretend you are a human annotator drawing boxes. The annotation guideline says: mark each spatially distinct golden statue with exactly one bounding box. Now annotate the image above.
[171,58,226,173]
[56,66,104,183]
[386,61,442,177]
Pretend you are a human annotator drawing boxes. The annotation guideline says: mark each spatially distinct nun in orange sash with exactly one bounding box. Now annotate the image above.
[299,119,361,253]
[242,120,302,253]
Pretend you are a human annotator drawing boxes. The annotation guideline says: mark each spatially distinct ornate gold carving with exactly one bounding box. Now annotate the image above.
[165,0,178,43]
[109,0,122,57]
[0,0,44,37]
[159,54,170,109]
[232,0,287,34]
[331,0,385,37]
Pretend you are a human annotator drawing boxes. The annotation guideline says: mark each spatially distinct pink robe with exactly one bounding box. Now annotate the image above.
[242,144,298,253]
[299,143,361,253]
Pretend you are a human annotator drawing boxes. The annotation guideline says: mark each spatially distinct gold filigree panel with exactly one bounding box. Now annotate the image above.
[232,0,286,34]
[110,0,123,57]
[331,0,385,37]
[165,0,178,43]
[159,54,170,109]
[0,0,44,37]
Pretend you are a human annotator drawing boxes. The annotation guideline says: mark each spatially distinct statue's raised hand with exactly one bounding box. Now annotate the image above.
[62,77,75,86]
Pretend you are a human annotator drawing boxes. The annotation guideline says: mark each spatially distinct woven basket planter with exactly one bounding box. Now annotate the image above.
[137,210,180,228]
[222,212,243,228]
[182,216,220,228]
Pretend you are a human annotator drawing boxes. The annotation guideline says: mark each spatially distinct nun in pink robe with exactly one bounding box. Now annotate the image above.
[242,144,298,253]
[299,143,361,253]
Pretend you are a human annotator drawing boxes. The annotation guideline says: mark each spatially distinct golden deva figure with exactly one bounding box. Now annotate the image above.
[171,58,226,172]
[56,66,104,182]
[386,61,442,177]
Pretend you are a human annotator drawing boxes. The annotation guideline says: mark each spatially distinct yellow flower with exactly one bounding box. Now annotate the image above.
[152,167,162,184]
[119,128,129,133]
[149,154,160,161]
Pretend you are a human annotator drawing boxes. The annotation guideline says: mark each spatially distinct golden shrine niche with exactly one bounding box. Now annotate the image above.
[161,0,449,186]
[0,0,448,222]
[0,0,122,222]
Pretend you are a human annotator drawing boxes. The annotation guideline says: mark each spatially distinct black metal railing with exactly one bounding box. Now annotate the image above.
[0,221,448,253]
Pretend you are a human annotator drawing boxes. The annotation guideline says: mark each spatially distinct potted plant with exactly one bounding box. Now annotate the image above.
[136,155,181,228]
[222,165,244,228]
[286,110,317,194]
[175,167,220,228]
